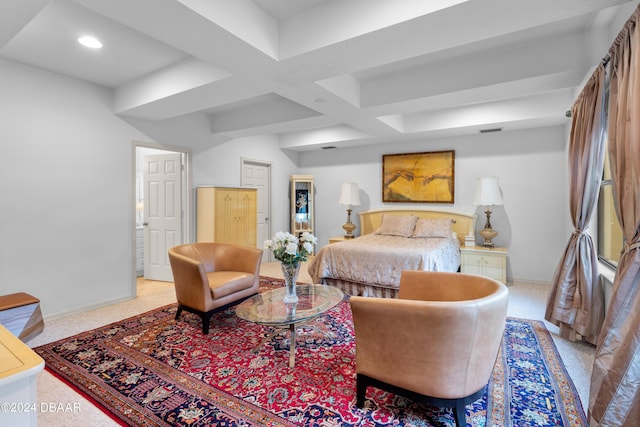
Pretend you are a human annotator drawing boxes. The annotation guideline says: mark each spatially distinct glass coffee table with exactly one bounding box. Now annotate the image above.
[236,284,344,368]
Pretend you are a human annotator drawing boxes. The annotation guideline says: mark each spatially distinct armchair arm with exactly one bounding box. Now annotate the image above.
[168,250,212,312]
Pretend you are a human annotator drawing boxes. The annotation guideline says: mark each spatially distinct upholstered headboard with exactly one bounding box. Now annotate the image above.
[358,207,476,246]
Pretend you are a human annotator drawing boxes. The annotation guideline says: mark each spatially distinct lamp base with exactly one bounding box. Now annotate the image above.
[343,222,356,239]
[479,206,498,247]
[479,227,498,247]
[342,207,357,239]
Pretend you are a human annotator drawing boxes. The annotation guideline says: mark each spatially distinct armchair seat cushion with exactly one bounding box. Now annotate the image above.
[207,271,255,299]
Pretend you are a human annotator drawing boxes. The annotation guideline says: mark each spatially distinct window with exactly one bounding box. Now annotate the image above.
[598,149,624,268]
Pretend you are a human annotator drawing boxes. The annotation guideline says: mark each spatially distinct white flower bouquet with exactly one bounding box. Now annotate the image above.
[264,231,317,265]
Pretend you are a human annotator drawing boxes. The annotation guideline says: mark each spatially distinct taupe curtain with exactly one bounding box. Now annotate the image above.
[589,6,640,426]
[544,65,606,345]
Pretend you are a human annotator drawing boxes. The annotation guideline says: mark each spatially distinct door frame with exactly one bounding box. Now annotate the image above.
[241,157,272,261]
[131,140,192,294]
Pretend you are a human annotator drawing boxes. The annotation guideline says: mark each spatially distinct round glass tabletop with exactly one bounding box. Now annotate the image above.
[236,284,344,326]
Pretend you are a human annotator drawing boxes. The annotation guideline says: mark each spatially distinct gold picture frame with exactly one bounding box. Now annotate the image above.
[382,150,455,203]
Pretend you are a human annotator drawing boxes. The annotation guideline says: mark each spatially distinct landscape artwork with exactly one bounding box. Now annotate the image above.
[382,150,455,203]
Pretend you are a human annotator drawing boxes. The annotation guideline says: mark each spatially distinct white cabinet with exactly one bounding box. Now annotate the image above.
[0,325,44,427]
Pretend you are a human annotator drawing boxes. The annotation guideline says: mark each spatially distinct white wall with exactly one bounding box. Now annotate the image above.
[192,127,571,284]
[297,126,571,284]
[0,59,152,318]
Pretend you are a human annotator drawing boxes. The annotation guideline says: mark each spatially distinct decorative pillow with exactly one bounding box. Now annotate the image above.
[375,214,418,237]
[412,218,453,238]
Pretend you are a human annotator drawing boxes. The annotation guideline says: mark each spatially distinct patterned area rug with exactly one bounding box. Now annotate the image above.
[35,277,586,426]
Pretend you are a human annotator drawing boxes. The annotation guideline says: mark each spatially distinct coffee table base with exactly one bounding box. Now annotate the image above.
[252,323,334,368]
[236,284,345,369]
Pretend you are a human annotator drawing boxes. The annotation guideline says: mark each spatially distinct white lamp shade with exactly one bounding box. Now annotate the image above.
[339,183,361,206]
[473,177,503,206]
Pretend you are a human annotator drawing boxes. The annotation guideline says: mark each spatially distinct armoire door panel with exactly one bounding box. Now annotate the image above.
[197,187,257,247]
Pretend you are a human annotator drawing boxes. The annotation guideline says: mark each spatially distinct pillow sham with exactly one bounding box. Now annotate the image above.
[376,214,418,237]
[412,218,453,238]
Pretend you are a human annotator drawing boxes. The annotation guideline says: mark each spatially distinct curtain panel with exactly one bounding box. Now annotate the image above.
[544,65,606,345]
[589,5,640,426]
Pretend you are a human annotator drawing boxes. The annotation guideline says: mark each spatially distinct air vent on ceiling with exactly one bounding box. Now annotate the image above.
[479,127,503,133]
[321,146,337,149]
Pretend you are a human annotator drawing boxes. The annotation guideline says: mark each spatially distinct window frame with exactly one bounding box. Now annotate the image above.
[597,149,623,270]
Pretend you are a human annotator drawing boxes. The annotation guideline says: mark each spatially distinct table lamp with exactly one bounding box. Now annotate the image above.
[338,183,361,239]
[473,177,503,247]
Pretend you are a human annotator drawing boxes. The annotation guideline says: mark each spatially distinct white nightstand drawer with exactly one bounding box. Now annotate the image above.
[463,253,504,269]
[460,246,507,283]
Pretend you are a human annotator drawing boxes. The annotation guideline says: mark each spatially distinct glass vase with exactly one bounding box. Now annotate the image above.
[281,262,300,303]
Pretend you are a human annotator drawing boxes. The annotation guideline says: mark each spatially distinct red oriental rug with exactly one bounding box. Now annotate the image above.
[35,277,587,426]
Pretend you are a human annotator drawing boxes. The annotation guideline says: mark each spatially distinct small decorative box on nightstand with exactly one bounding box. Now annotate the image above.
[464,234,476,247]
[460,246,507,283]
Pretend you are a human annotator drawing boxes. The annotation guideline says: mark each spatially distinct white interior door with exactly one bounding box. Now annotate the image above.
[242,160,271,261]
[144,153,182,281]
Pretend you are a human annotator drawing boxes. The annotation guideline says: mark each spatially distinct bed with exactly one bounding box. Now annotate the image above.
[308,208,476,298]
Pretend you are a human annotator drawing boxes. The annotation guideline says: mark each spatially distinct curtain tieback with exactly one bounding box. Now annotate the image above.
[573,228,586,235]
[622,241,640,256]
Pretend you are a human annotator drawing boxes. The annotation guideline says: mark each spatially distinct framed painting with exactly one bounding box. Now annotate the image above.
[295,189,309,213]
[382,150,455,203]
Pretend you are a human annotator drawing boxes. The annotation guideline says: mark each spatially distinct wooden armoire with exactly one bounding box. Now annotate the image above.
[196,187,257,247]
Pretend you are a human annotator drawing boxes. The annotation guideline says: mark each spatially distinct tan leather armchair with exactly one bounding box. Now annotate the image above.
[168,242,263,334]
[350,270,508,426]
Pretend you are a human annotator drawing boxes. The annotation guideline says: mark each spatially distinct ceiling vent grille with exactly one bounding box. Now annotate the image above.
[480,127,503,133]
[321,146,337,149]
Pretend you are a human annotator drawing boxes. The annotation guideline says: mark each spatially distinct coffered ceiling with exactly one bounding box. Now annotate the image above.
[0,0,636,151]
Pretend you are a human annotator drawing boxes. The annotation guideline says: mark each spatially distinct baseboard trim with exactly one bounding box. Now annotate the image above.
[42,295,137,322]
[510,278,551,287]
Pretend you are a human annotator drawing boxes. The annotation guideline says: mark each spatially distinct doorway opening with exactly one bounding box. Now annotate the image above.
[133,142,191,292]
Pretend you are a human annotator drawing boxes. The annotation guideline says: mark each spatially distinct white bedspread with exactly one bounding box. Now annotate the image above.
[308,234,460,288]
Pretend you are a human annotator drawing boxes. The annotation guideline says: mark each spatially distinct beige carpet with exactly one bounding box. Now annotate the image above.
[27,261,595,426]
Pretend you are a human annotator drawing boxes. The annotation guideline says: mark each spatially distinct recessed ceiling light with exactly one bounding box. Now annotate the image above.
[78,36,103,49]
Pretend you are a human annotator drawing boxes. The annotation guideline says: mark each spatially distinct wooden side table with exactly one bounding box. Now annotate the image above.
[460,246,507,283]
[0,293,44,342]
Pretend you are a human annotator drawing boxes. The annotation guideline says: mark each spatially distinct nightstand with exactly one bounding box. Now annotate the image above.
[460,246,507,283]
[329,236,349,244]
